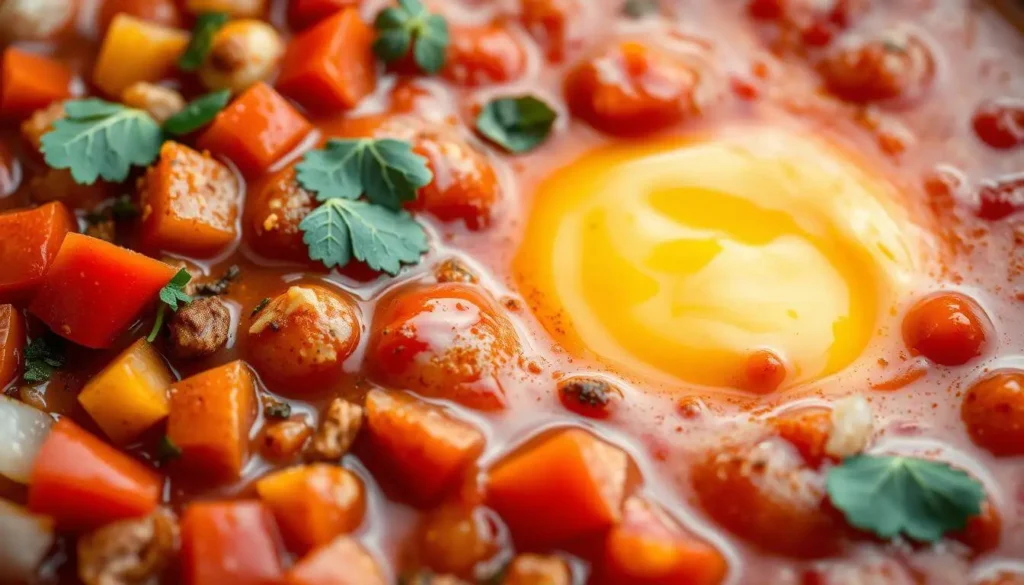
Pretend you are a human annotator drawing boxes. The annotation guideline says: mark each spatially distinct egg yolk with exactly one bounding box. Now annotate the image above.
[515,129,921,390]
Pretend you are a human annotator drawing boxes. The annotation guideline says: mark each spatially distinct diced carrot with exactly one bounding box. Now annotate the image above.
[180,500,285,585]
[285,536,387,585]
[0,305,25,389]
[93,15,189,98]
[364,389,485,506]
[28,233,176,349]
[256,464,366,554]
[0,48,72,120]
[0,202,74,303]
[486,428,628,546]
[277,8,376,113]
[198,83,311,176]
[27,419,162,530]
[288,0,358,30]
[599,496,727,585]
[139,141,240,256]
[77,339,174,444]
[167,361,256,481]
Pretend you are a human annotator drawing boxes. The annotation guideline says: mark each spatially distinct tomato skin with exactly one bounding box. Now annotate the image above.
[28,419,162,530]
[443,24,528,87]
[818,31,935,104]
[565,41,700,136]
[367,283,518,410]
[246,165,318,265]
[962,370,1024,457]
[771,408,833,468]
[742,349,787,394]
[180,501,285,585]
[972,98,1024,150]
[0,304,25,389]
[0,202,75,303]
[517,0,582,62]
[901,291,989,366]
[98,0,182,34]
[287,0,358,30]
[977,174,1024,221]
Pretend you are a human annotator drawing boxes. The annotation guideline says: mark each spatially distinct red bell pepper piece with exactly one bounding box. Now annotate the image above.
[0,202,75,303]
[287,0,358,30]
[180,500,285,585]
[28,233,176,349]
[0,304,25,388]
[28,418,162,530]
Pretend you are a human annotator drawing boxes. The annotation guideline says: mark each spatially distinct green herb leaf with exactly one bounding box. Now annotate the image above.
[296,138,433,211]
[826,454,985,542]
[251,297,271,317]
[194,265,240,296]
[157,435,183,462]
[164,90,231,136]
[623,0,659,18]
[300,198,428,275]
[111,195,139,220]
[23,335,66,383]
[40,99,163,185]
[179,12,230,71]
[476,95,558,153]
[147,268,194,342]
[264,401,292,419]
[373,0,450,74]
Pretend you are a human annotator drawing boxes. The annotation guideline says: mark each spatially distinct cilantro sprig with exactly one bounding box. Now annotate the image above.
[179,12,230,71]
[147,268,194,342]
[40,99,163,185]
[476,96,557,154]
[23,335,66,383]
[826,454,985,542]
[164,90,231,136]
[373,0,450,74]
[295,138,432,275]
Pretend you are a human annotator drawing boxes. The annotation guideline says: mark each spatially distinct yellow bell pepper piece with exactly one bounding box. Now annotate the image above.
[93,15,189,98]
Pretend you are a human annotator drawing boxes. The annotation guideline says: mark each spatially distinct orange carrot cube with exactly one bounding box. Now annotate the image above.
[285,536,386,585]
[0,48,72,120]
[0,202,74,303]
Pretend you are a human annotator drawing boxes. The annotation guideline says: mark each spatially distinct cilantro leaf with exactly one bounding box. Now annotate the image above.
[296,138,433,211]
[373,0,450,74]
[147,268,194,342]
[300,198,428,275]
[179,12,230,71]
[111,195,139,220]
[251,297,271,317]
[826,454,985,542]
[476,95,557,153]
[40,99,163,185]
[164,90,231,136]
[23,335,66,383]
[157,435,182,463]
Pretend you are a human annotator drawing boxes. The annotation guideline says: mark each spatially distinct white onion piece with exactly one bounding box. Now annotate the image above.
[0,499,55,582]
[0,0,75,43]
[0,396,53,484]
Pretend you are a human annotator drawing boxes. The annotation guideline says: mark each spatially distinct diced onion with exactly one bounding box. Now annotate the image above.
[0,499,55,581]
[825,395,875,459]
[0,0,74,43]
[0,396,53,484]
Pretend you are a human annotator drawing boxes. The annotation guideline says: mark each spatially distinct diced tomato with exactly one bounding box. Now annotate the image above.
[901,291,990,366]
[197,82,312,176]
[972,98,1024,150]
[598,497,727,585]
[0,202,75,303]
[28,233,176,348]
[364,389,486,506]
[517,0,582,62]
[256,464,366,554]
[180,500,285,585]
[742,348,787,394]
[246,165,318,264]
[771,408,834,467]
[287,0,358,30]
[139,141,240,256]
[486,428,628,546]
[285,536,387,585]
[28,418,162,530]
[167,361,256,481]
[277,8,376,113]
[0,48,73,120]
[443,23,527,87]
[962,369,1024,457]
[818,31,935,104]
[0,305,25,389]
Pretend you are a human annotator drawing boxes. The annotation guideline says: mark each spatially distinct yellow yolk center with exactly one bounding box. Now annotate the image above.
[515,129,920,390]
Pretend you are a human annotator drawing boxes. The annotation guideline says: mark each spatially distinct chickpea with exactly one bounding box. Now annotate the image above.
[0,0,76,43]
[121,83,186,125]
[199,20,284,94]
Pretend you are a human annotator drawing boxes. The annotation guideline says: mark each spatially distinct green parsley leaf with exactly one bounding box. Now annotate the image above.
[111,195,139,220]
[193,265,240,297]
[164,90,231,136]
[40,99,163,185]
[476,95,558,153]
[251,297,271,317]
[179,12,230,71]
[147,268,194,342]
[157,435,182,462]
[264,401,292,419]
[826,454,985,542]
[299,198,428,275]
[623,0,659,18]
[296,138,433,211]
[23,335,66,383]
[373,0,450,74]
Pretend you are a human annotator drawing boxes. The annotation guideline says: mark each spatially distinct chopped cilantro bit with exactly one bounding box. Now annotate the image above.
[826,454,985,542]
[40,99,163,185]
[147,268,194,342]
[194,265,240,296]
[179,12,230,71]
[157,435,182,462]
[164,89,231,136]
[373,0,450,74]
[251,297,271,317]
[264,401,292,419]
[623,0,659,18]
[476,95,557,154]
[23,335,66,383]
[110,195,139,220]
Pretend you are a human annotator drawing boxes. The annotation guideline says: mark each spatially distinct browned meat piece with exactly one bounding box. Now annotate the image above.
[167,297,230,359]
[307,397,363,461]
[77,508,179,585]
